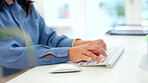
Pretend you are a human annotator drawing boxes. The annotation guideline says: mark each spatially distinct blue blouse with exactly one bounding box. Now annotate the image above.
[0,1,73,69]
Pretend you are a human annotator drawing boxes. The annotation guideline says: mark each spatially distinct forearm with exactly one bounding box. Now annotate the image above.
[0,43,70,69]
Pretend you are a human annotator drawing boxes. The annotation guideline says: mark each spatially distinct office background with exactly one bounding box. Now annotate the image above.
[33,0,148,39]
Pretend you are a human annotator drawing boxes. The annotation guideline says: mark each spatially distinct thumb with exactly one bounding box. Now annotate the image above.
[80,55,92,61]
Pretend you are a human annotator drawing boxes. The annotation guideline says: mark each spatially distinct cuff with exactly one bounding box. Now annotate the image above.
[38,56,70,65]
[38,47,70,65]
[38,47,70,58]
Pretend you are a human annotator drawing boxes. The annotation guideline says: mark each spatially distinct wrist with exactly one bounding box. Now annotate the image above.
[41,54,53,58]
[72,39,81,47]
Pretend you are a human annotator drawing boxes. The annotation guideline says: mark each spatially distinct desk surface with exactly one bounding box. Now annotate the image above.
[7,35,148,83]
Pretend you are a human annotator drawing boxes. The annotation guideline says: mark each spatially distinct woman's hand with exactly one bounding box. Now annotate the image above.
[73,39,107,51]
[68,43,107,63]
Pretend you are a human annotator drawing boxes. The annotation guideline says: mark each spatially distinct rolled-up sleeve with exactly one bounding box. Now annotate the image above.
[0,37,70,69]
[0,4,74,69]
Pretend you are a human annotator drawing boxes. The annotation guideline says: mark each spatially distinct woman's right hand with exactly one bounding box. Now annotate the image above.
[68,43,107,63]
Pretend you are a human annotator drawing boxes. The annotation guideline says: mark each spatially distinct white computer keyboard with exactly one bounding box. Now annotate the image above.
[78,47,124,68]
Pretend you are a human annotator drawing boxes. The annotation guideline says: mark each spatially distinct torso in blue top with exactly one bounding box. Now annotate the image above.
[0,0,73,69]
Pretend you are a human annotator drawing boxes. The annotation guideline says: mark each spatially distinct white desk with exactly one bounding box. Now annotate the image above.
[7,35,148,83]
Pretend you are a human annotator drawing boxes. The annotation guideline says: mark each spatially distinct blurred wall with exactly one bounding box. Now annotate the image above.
[32,0,44,18]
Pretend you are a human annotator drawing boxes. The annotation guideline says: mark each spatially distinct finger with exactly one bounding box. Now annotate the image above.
[86,44,107,57]
[96,39,106,48]
[89,41,106,51]
[80,55,92,61]
[95,41,106,51]
[85,51,103,62]
[90,50,100,56]
[99,39,106,47]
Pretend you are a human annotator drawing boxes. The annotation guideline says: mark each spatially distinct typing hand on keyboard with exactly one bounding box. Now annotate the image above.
[68,43,107,63]
[78,47,124,68]
[90,50,100,56]
[90,50,106,62]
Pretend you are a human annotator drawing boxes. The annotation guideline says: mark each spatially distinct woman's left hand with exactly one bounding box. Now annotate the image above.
[73,39,107,56]
[73,39,107,51]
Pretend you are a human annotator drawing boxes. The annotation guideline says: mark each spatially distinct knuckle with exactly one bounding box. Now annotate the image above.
[94,56,98,60]
[87,43,92,46]
[82,44,89,48]
[87,52,92,55]
[95,41,100,44]
[100,50,105,54]
[93,45,99,49]
[84,45,89,49]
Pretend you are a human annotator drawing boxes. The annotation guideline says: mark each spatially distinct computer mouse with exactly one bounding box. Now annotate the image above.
[49,63,82,73]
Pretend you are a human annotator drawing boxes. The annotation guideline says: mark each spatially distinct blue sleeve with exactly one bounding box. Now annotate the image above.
[0,37,70,69]
[0,5,74,69]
